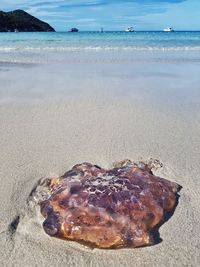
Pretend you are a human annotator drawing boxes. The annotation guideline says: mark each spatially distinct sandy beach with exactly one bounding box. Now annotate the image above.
[0,50,200,266]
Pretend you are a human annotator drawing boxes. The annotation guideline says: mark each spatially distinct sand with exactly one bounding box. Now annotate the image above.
[0,52,200,266]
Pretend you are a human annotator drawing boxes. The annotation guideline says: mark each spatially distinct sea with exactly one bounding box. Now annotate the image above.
[0,31,200,52]
[0,31,200,105]
[0,31,200,61]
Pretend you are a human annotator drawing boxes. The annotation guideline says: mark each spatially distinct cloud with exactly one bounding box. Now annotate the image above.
[1,0,187,9]
[0,0,189,30]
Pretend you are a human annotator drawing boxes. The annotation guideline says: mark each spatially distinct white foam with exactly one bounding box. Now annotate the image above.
[0,45,200,52]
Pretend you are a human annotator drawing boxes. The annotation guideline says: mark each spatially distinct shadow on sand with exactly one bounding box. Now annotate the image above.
[149,183,182,246]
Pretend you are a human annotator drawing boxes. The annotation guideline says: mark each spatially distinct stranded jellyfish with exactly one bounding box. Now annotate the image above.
[40,160,181,248]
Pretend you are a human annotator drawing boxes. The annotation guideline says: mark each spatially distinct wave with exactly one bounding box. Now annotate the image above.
[1,45,200,52]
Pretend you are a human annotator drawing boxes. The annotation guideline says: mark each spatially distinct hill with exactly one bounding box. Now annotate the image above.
[0,9,55,32]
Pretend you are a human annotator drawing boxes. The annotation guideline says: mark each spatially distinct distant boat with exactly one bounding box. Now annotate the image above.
[125,27,134,32]
[69,28,79,32]
[100,27,104,33]
[163,27,174,32]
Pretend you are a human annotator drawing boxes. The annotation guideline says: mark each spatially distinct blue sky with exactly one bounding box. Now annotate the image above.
[1,0,200,31]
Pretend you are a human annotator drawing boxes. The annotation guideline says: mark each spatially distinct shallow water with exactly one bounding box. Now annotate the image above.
[0,31,200,52]
[0,31,199,110]
[0,53,199,110]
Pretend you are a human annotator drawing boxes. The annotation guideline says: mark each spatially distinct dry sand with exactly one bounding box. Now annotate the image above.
[0,95,200,267]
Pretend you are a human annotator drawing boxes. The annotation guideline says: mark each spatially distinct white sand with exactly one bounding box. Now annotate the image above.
[0,54,200,266]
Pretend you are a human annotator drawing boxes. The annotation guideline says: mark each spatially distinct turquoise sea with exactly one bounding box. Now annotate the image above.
[0,31,200,52]
[0,31,200,105]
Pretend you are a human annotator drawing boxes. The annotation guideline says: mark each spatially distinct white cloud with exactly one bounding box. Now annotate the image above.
[1,0,198,31]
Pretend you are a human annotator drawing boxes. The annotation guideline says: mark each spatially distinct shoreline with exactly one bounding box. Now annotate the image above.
[0,50,200,107]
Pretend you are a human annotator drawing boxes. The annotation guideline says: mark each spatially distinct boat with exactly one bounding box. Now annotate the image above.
[100,27,104,33]
[69,28,79,32]
[125,27,134,32]
[163,27,174,32]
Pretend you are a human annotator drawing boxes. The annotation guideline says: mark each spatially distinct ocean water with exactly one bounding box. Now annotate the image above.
[0,31,200,52]
[0,31,199,65]
[0,31,200,106]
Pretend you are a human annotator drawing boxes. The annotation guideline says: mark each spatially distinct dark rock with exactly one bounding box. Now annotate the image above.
[0,9,55,32]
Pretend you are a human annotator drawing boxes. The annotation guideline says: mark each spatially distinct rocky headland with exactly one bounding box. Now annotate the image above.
[0,9,55,32]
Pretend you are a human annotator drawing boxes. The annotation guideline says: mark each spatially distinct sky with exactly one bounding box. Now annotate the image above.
[1,0,200,31]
